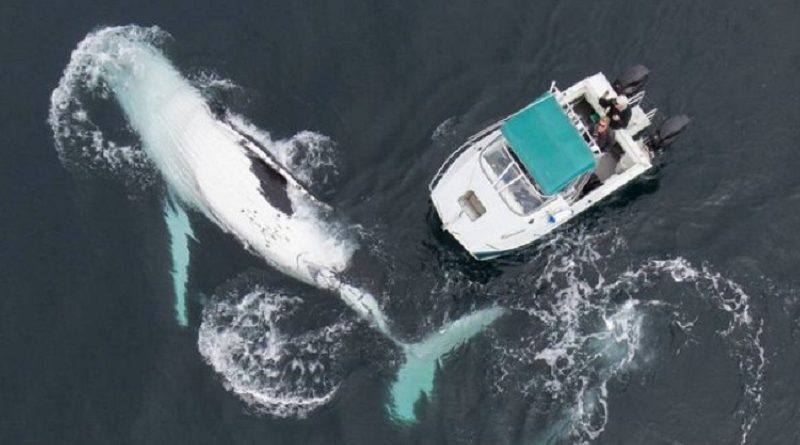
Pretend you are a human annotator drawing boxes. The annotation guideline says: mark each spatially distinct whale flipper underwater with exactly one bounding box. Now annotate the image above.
[49,26,506,421]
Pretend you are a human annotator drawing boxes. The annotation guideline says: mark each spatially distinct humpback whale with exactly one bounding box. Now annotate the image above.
[49,26,505,421]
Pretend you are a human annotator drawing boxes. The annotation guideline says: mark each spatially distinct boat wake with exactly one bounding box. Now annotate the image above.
[49,25,504,420]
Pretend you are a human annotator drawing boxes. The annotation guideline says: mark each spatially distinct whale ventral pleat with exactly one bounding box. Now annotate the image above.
[248,154,293,215]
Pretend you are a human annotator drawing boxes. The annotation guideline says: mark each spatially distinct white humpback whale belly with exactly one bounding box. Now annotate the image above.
[105,42,354,284]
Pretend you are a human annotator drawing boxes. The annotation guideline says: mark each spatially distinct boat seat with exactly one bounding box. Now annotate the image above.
[594,152,617,183]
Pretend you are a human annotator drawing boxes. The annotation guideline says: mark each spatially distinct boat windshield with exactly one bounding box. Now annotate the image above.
[480,140,544,215]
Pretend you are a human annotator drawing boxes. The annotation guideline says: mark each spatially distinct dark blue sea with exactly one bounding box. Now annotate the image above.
[3,1,800,444]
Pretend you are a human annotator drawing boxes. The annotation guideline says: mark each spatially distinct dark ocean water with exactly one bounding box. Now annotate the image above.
[3,1,800,444]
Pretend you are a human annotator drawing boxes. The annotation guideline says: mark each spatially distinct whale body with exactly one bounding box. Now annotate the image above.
[51,26,505,421]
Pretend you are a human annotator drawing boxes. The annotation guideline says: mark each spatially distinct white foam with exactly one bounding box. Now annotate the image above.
[197,286,350,417]
[190,70,239,93]
[489,228,765,444]
[641,258,765,444]
[48,26,162,190]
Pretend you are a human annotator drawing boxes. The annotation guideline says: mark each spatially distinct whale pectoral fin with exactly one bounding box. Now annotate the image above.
[388,306,507,422]
[163,195,195,327]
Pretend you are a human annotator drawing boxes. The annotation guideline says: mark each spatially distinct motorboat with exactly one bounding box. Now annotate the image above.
[429,66,689,260]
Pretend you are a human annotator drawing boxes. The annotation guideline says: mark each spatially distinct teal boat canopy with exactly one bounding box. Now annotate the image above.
[500,94,596,195]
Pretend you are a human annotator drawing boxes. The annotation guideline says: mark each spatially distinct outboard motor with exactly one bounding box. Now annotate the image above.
[613,65,650,96]
[650,115,691,149]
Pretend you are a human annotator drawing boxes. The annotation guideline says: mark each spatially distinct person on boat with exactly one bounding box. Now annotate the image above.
[599,93,631,129]
[590,116,615,152]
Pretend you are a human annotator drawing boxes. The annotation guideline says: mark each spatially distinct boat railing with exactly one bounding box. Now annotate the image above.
[549,81,559,96]
[429,81,599,193]
[428,119,507,192]
[429,139,473,193]
[551,81,602,154]
[630,90,660,127]
[629,90,646,107]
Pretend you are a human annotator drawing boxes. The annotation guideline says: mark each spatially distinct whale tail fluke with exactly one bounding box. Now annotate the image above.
[389,306,507,422]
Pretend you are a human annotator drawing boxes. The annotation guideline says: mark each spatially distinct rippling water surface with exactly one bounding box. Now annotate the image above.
[3,1,800,444]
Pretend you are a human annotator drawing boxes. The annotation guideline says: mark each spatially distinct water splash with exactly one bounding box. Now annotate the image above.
[638,258,766,445]
[488,229,765,444]
[48,26,163,191]
[197,282,353,417]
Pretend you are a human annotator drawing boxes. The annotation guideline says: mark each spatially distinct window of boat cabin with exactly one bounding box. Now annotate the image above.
[480,139,544,215]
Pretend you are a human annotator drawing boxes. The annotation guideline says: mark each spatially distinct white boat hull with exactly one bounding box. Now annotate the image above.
[430,73,654,259]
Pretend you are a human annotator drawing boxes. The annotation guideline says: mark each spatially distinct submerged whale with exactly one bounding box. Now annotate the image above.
[50,26,505,421]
